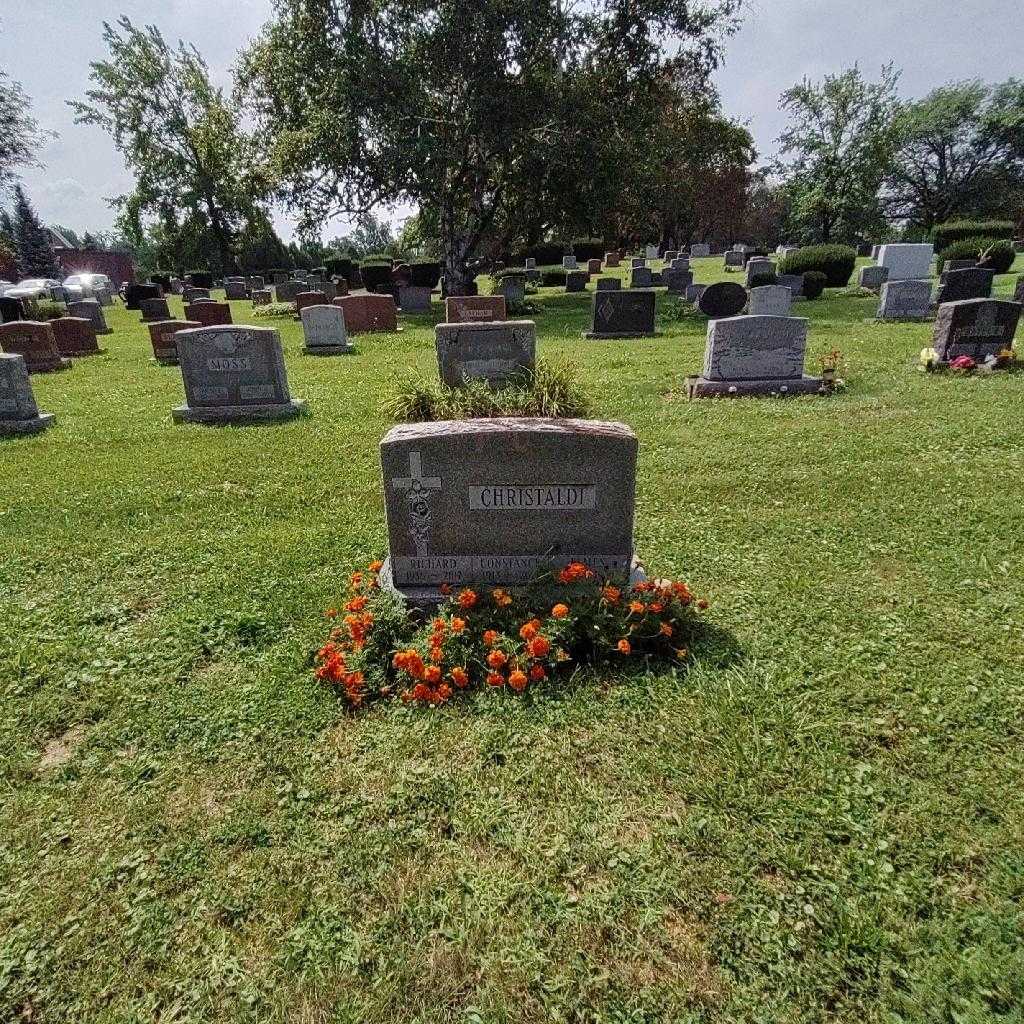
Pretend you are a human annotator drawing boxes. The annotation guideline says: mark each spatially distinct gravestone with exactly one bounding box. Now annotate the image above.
[524,258,536,270]
[182,287,210,303]
[687,315,823,398]
[445,295,507,323]
[249,276,265,291]
[333,294,399,334]
[322,281,338,301]
[0,321,71,373]
[585,289,656,339]
[0,297,25,323]
[398,285,433,312]
[301,304,352,356]
[435,320,536,388]
[858,265,889,291]
[745,258,775,287]
[0,353,55,436]
[566,270,587,293]
[96,285,114,307]
[664,268,693,295]
[935,267,994,306]
[124,283,161,310]
[185,301,233,327]
[225,280,248,300]
[663,250,678,262]
[686,284,706,304]
[945,259,978,272]
[690,243,710,258]
[67,299,111,335]
[140,296,171,322]
[172,325,306,424]
[604,252,620,268]
[878,243,933,281]
[585,259,601,276]
[777,273,804,297]
[631,258,646,270]
[724,250,745,270]
[748,285,792,317]
[1015,276,1024,304]
[148,319,200,366]
[295,290,328,316]
[630,267,653,289]
[251,289,272,306]
[497,273,526,308]
[645,244,659,261]
[877,280,931,320]
[669,257,690,271]
[596,277,621,291]
[50,317,101,357]
[562,256,578,270]
[931,299,1021,364]
[379,417,639,603]
[272,272,289,285]
[698,281,747,319]
[275,281,300,304]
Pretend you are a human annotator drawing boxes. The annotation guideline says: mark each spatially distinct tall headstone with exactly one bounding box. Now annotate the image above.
[67,299,111,335]
[435,320,536,388]
[645,244,659,261]
[664,267,693,295]
[934,267,994,306]
[185,301,233,327]
[876,280,931,320]
[140,297,172,322]
[172,325,306,424]
[877,243,933,281]
[748,285,792,317]
[745,258,775,287]
[0,353,55,436]
[585,290,656,339]
[497,273,526,309]
[587,258,602,275]
[566,270,587,293]
[931,299,1021,364]
[50,317,102,357]
[148,319,200,366]
[379,418,639,604]
[301,304,352,355]
[0,321,71,373]
[687,316,824,398]
[445,296,507,323]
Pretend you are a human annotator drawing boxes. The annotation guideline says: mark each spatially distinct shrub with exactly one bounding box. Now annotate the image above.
[936,237,1015,275]
[186,270,214,289]
[572,239,607,262]
[360,262,393,292]
[931,220,1014,252]
[31,300,65,320]
[778,245,856,287]
[802,271,827,300]
[540,269,567,287]
[978,240,1016,275]
[408,261,441,288]
[314,560,705,708]
[521,243,565,267]
[251,302,296,319]
[325,257,353,280]
[749,270,777,288]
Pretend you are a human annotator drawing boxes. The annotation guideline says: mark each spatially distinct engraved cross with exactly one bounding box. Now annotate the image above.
[392,451,441,495]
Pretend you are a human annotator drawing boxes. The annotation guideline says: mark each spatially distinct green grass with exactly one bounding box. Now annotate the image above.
[2,257,1023,1022]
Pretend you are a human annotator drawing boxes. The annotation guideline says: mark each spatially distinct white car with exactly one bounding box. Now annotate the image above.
[63,272,112,300]
[5,277,63,301]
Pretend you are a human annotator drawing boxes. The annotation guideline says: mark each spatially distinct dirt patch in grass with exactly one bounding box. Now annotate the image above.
[38,724,88,770]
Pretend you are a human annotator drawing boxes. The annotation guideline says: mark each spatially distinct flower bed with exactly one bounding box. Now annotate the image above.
[314,561,707,707]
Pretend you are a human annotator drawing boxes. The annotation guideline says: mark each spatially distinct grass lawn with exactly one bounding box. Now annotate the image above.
[2,256,1023,1023]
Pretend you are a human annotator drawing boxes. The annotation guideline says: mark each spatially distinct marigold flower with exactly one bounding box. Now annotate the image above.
[368,560,384,572]
[519,618,542,641]
[346,595,368,613]
[492,588,513,607]
[551,603,569,619]
[431,618,446,636]
[438,683,453,701]
[602,585,621,604]
[529,664,547,682]
[350,572,363,588]
[697,598,708,610]
[629,600,645,614]
[425,665,442,685]
[617,638,632,655]
[650,602,663,614]
[672,582,693,604]
[326,608,338,618]
[486,671,505,687]
[527,636,551,659]
[557,561,594,584]
[660,622,673,637]
[457,588,478,609]
[508,669,528,692]
[486,649,508,669]
[451,617,466,634]
[483,629,499,646]
[429,645,444,664]
[450,667,469,688]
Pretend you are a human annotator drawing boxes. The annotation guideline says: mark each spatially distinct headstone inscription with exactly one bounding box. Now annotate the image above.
[697,281,747,320]
[148,319,200,365]
[435,320,536,388]
[0,321,71,373]
[0,353,55,436]
[877,243,933,281]
[333,294,399,334]
[931,299,1021,364]
[876,280,931,321]
[445,296,507,323]
[687,315,824,398]
[50,317,101,357]
[172,325,306,424]
[185,301,233,327]
[140,296,172,322]
[379,417,639,604]
[748,285,792,317]
[301,304,353,355]
[585,289,656,339]
[934,267,994,306]
[596,277,622,291]
[857,265,889,292]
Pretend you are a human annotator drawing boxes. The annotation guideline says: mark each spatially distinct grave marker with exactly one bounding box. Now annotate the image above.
[50,316,102,356]
[0,321,71,373]
[0,353,55,436]
[301,304,353,355]
[877,280,931,320]
[435,320,536,388]
[148,319,200,365]
[585,289,656,339]
[931,299,1021,364]
[445,296,507,323]
[185,301,233,327]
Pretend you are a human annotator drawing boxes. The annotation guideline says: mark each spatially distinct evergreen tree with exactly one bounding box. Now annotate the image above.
[12,185,59,278]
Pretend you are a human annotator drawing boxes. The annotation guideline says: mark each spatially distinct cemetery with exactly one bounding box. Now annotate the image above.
[1,3,1024,1021]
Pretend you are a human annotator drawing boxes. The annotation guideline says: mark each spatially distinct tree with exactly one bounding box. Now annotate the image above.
[330,215,398,260]
[883,79,1024,232]
[12,185,60,277]
[775,64,901,244]
[0,71,48,195]
[236,0,743,293]
[71,17,266,273]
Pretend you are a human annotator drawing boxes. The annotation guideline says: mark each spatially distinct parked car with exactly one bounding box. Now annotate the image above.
[4,278,63,301]
[63,272,113,300]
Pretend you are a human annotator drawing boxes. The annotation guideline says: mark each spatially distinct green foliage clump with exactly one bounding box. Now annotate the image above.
[407,261,441,288]
[31,300,65,321]
[749,270,777,289]
[802,271,827,300]
[540,269,567,287]
[571,239,607,262]
[359,262,393,291]
[978,239,1016,275]
[936,238,1015,274]
[383,361,591,423]
[778,244,856,287]
[520,244,564,266]
[250,301,296,319]
[931,220,1014,252]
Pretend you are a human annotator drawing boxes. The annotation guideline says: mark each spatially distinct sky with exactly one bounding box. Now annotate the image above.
[2,0,1023,242]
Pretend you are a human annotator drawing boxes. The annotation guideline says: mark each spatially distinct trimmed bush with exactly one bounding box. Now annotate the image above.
[802,272,827,300]
[521,243,564,267]
[936,237,1015,275]
[408,261,442,288]
[931,220,1014,252]
[186,270,214,289]
[978,240,1016,275]
[778,245,856,287]
[571,239,607,262]
[540,269,567,287]
[749,270,777,289]
[360,262,393,292]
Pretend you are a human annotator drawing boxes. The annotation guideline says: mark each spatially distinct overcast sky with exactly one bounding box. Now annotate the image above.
[3,0,1022,241]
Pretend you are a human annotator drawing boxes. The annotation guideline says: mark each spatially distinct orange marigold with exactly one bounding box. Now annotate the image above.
[601,585,621,604]
[425,665,442,685]
[457,588,478,609]
[350,572,363,588]
[326,607,338,618]
[368,559,384,572]
[431,617,446,635]
[486,649,508,669]
[529,664,547,682]
[617,638,632,655]
[486,671,505,687]
[483,629,499,646]
[429,645,444,664]
[527,636,551,659]
[557,561,594,584]
[629,600,645,614]
[519,618,542,641]
[551,603,569,619]
[508,670,528,692]
[451,617,466,634]
[450,667,469,688]
[660,622,673,637]
[492,588,513,607]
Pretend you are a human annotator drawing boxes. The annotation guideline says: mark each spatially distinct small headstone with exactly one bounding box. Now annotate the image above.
[562,256,578,270]
[0,321,71,373]
[650,271,663,286]
[225,280,248,300]
[333,294,399,334]
[445,296,507,323]
[398,285,433,312]
[645,244,659,260]
[435,320,536,388]
[587,259,602,275]
[185,301,233,327]
[858,265,889,292]
[777,274,804,297]
[604,252,620,268]
[748,285,792,317]
[878,243,933,281]
[0,353,55,436]
[251,289,272,306]
[182,287,211,304]
[379,417,638,603]
[295,290,328,316]
[148,319,200,366]
[322,281,338,301]
[497,273,527,308]
[524,258,537,270]
[585,289,656,339]
[140,297,172,322]
[275,281,300,304]
[686,284,706,303]
[690,243,710,258]
[931,299,1021,364]
[724,250,745,270]
[631,258,646,270]
[301,304,352,355]
[0,297,24,323]
[669,257,690,271]
[67,299,112,335]
[595,278,621,291]
[50,317,101,357]
[172,324,306,425]
[272,272,289,285]
[935,267,994,306]
[664,268,693,295]
[630,267,652,288]
[687,315,823,398]
[566,270,587,293]
[249,276,265,291]
[745,258,775,287]
[876,280,931,321]
[698,281,747,319]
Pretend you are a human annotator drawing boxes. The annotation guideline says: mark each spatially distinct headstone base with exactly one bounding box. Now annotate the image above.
[32,358,73,373]
[0,412,55,437]
[172,399,307,425]
[686,375,826,399]
[583,330,659,340]
[866,316,932,324]
[302,344,354,356]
